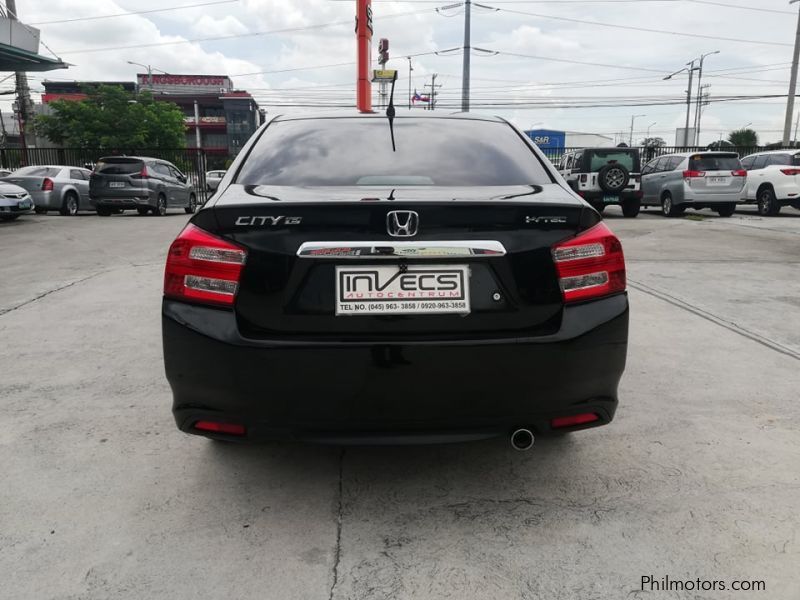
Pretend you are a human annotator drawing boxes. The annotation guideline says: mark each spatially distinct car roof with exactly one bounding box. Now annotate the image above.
[270,112,506,124]
[745,149,800,156]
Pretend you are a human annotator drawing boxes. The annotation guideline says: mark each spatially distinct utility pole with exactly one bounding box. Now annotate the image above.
[407,56,413,110]
[629,114,645,146]
[693,51,719,145]
[425,74,441,111]
[795,110,800,143]
[695,84,710,146]
[6,0,33,154]
[784,0,800,145]
[684,60,695,147]
[461,0,471,112]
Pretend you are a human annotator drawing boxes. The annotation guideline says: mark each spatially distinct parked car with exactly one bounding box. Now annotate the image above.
[740,150,800,215]
[557,147,642,217]
[0,166,93,216]
[640,151,746,217]
[0,181,34,221]
[89,156,197,216]
[162,114,629,446]
[206,170,226,191]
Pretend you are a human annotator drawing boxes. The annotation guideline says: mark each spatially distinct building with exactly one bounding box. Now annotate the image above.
[38,75,263,165]
[41,80,136,103]
[137,74,262,165]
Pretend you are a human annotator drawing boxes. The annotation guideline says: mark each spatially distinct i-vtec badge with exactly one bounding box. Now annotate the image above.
[235,216,303,226]
[525,216,567,224]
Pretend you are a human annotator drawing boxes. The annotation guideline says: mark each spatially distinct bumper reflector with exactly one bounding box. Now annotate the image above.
[551,413,600,429]
[193,421,246,436]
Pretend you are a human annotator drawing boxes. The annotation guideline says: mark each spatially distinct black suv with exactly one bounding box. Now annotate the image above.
[90,156,197,216]
[557,148,642,217]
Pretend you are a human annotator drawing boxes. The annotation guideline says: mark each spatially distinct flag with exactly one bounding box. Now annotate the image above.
[412,89,430,104]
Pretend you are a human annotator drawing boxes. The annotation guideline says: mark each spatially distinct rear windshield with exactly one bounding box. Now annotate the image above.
[236,118,551,186]
[588,150,638,173]
[12,166,60,177]
[766,153,800,166]
[689,154,741,171]
[95,159,144,175]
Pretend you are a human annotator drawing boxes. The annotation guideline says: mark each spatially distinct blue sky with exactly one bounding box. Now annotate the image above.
[8,0,798,145]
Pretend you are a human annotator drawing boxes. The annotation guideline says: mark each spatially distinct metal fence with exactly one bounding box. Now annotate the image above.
[0,147,212,204]
[537,145,792,165]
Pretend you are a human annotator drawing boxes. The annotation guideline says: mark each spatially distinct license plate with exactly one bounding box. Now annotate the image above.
[335,265,470,316]
[109,181,125,188]
[19,201,31,209]
[603,195,618,203]
[708,177,727,185]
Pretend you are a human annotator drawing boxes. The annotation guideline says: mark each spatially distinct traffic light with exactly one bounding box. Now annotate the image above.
[378,38,389,65]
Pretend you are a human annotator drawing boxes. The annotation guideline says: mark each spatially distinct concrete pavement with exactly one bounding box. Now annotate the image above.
[1,208,798,599]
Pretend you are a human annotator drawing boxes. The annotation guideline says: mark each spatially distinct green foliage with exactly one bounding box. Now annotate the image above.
[727,128,758,147]
[640,136,666,148]
[34,85,186,148]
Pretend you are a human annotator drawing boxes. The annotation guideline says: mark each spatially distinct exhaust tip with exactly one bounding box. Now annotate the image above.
[510,428,535,451]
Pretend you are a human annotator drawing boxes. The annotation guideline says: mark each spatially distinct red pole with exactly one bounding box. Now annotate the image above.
[356,0,373,113]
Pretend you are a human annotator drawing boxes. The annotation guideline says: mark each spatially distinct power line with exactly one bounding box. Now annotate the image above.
[491,50,665,73]
[492,6,794,47]
[56,7,434,55]
[30,0,239,25]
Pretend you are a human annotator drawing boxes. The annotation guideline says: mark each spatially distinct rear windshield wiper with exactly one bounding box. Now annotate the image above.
[386,71,398,152]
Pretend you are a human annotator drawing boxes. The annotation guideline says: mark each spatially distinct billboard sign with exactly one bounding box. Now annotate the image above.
[525,129,566,149]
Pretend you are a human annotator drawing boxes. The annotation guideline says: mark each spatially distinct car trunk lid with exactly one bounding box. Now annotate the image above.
[198,184,596,339]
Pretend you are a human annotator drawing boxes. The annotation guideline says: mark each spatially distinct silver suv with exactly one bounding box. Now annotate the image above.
[557,148,642,217]
[640,151,746,217]
[89,156,197,217]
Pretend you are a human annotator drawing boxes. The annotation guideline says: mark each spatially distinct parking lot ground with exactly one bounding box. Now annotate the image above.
[1,208,799,599]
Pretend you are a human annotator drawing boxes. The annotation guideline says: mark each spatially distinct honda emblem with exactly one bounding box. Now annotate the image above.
[386,210,419,237]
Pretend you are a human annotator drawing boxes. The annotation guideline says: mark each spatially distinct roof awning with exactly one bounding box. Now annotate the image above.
[0,41,68,71]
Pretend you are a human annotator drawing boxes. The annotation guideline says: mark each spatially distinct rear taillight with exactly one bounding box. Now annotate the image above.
[42,177,54,191]
[552,222,626,303]
[131,165,149,179]
[551,413,600,429]
[193,421,246,436]
[731,169,747,177]
[163,223,247,307]
[682,170,705,179]
[780,168,800,176]
[633,175,641,183]
[579,174,588,183]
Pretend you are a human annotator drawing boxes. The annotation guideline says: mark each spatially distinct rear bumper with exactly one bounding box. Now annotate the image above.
[92,193,155,210]
[682,189,745,204]
[581,190,641,204]
[163,294,629,443]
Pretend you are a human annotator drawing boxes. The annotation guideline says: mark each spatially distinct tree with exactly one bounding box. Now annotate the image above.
[35,85,186,148]
[640,136,666,148]
[727,128,758,147]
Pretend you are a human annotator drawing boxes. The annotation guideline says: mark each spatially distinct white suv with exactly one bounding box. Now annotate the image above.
[741,150,800,216]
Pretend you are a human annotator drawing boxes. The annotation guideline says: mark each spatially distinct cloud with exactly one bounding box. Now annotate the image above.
[6,0,794,144]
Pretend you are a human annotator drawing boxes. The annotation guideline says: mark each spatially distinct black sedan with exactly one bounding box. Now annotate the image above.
[162,114,628,448]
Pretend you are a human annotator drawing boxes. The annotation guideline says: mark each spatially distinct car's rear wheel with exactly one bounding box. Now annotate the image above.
[185,194,197,214]
[137,207,150,216]
[96,207,112,216]
[716,203,736,217]
[757,187,780,216]
[153,194,167,216]
[661,192,683,217]
[60,192,79,216]
[621,198,641,218]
